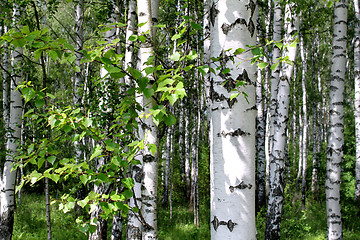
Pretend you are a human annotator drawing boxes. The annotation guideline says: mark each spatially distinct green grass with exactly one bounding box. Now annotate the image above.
[13,193,87,240]
[13,193,360,239]
[158,204,210,240]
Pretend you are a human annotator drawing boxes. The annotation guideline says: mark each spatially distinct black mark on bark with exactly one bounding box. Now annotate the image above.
[229,181,252,192]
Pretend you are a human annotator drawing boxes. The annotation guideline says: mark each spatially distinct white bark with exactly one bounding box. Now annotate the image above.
[354,0,360,201]
[265,3,299,239]
[326,1,348,239]
[124,0,137,87]
[0,4,23,239]
[208,0,257,239]
[300,34,308,207]
[137,1,159,239]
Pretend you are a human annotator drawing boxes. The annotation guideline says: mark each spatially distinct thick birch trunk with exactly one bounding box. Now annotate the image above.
[326,1,348,239]
[208,0,257,239]
[0,5,23,239]
[265,3,299,239]
[354,0,360,201]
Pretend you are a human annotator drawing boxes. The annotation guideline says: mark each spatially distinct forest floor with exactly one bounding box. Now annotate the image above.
[13,193,360,239]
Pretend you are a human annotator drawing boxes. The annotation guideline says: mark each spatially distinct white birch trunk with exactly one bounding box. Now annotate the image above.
[265,3,299,239]
[124,0,137,87]
[300,34,308,208]
[0,4,23,239]
[137,1,159,239]
[326,1,348,239]
[208,0,257,239]
[354,0,360,201]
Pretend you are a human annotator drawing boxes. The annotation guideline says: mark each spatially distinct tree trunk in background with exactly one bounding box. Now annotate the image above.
[354,0,360,201]
[124,0,136,87]
[90,2,120,239]
[137,0,160,238]
[326,1,348,239]
[125,1,142,238]
[256,5,266,209]
[311,32,320,194]
[265,2,299,239]
[208,0,257,239]
[184,101,191,200]
[2,24,10,151]
[162,123,172,207]
[74,0,84,107]
[264,0,272,199]
[300,33,308,208]
[0,4,23,239]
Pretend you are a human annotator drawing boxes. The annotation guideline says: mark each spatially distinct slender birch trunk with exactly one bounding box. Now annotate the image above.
[208,0,257,239]
[354,0,360,201]
[265,3,299,239]
[0,4,23,239]
[264,0,272,199]
[125,1,143,239]
[311,33,320,194]
[137,1,160,238]
[326,1,348,239]
[300,33,308,208]
[162,124,172,207]
[256,5,266,209]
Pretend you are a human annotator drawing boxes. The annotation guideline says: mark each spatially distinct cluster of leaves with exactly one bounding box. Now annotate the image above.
[0,16,212,233]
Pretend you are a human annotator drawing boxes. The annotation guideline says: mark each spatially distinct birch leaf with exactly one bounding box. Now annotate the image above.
[170,52,181,61]
[90,145,102,161]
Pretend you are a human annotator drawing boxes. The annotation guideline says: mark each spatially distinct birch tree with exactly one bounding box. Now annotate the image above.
[326,1,348,239]
[0,3,23,239]
[265,2,299,239]
[136,0,160,238]
[354,0,360,201]
[208,0,257,239]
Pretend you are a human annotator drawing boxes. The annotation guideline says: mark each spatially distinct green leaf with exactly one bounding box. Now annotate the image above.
[230,92,240,101]
[35,98,45,108]
[186,50,198,60]
[270,61,279,71]
[78,197,89,208]
[289,39,298,48]
[198,66,209,76]
[49,174,60,183]
[47,156,56,165]
[164,114,176,126]
[48,50,58,61]
[190,22,201,30]
[124,189,133,198]
[171,33,182,41]
[90,145,102,161]
[234,48,245,55]
[80,174,88,185]
[28,144,35,154]
[22,87,36,103]
[143,88,154,98]
[34,49,43,61]
[257,62,269,69]
[153,24,166,28]
[170,52,181,61]
[222,68,231,74]
[122,178,135,189]
[83,118,92,127]
[128,35,137,41]
[148,143,157,155]
[275,41,283,49]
